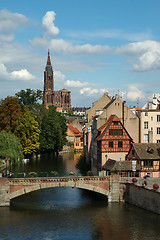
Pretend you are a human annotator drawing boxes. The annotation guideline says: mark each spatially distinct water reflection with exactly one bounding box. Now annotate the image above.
[1,152,160,240]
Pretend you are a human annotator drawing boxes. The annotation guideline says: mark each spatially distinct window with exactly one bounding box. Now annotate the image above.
[144,121,148,129]
[109,129,123,136]
[157,140,160,143]
[109,141,113,148]
[144,160,153,167]
[118,141,123,148]
[157,115,160,122]
[144,134,149,142]
[132,150,135,155]
[157,128,160,134]
[145,112,148,116]
[113,121,118,125]
[151,116,153,121]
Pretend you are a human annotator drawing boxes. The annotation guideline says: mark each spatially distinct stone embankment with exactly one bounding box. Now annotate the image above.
[122,177,160,215]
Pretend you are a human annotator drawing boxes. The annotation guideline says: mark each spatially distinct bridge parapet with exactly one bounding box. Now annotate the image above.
[0,175,124,206]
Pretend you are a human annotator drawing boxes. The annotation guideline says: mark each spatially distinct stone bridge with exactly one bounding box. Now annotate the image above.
[0,175,124,206]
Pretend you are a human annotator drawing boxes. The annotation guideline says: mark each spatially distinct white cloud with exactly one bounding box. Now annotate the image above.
[80,87,106,96]
[126,85,144,101]
[65,80,89,88]
[0,9,29,42]
[42,11,59,36]
[54,70,66,83]
[10,69,35,80]
[0,63,35,81]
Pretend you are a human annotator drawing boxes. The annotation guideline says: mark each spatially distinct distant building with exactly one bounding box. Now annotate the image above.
[67,124,83,150]
[72,107,90,118]
[136,94,160,143]
[43,51,71,110]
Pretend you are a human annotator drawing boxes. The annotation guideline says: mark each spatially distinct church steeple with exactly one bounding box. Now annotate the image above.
[46,50,51,66]
[44,51,54,108]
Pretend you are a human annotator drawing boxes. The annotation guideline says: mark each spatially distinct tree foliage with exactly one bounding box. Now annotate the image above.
[14,107,40,155]
[0,96,23,132]
[40,106,67,153]
[15,88,43,112]
[0,131,24,163]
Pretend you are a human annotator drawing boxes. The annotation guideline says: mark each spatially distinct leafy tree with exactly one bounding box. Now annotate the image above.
[15,88,43,112]
[0,131,24,164]
[76,154,91,174]
[40,106,67,153]
[0,96,23,133]
[14,107,40,155]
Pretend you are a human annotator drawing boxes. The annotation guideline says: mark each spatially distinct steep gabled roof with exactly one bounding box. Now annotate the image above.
[96,115,131,141]
[132,143,160,160]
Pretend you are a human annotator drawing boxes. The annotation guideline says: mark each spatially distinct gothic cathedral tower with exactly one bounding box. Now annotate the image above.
[43,51,54,108]
[43,51,71,110]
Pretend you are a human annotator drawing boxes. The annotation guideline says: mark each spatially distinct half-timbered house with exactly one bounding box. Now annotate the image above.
[126,143,160,177]
[95,115,133,171]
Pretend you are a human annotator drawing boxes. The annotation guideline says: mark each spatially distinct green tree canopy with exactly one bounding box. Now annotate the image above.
[15,88,43,112]
[14,107,40,155]
[0,131,24,164]
[0,96,23,132]
[40,106,67,153]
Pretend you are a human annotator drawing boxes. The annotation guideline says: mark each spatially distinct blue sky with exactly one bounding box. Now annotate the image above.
[0,0,160,107]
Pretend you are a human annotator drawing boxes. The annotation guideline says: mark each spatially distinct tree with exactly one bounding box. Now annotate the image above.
[0,131,24,164]
[0,96,23,133]
[14,107,40,155]
[15,88,43,112]
[40,106,67,153]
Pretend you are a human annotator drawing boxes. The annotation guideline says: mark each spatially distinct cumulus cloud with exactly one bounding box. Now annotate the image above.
[65,80,89,88]
[54,70,66,83]
[80,87,106,96]
[126,85,144,101]
[42,11,59,36]
[0,63,35,81]
[10,69,35,80]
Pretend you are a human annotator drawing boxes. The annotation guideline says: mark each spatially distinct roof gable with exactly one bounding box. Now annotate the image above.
[97,115,132,141]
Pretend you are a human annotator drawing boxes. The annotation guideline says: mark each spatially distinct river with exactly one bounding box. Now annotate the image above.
[0,152,160,240]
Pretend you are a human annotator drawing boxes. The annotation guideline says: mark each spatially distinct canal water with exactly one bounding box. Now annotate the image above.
[0,152,160,240]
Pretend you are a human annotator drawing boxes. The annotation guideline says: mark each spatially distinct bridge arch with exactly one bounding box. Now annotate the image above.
[9,180,109,200]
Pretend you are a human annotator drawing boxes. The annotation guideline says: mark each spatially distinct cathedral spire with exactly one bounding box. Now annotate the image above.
[47,49,51,66]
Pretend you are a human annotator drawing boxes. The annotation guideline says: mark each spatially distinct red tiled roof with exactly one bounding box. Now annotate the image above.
[96,114,132,141]
[97,115,119,139]
[68,124,81,136]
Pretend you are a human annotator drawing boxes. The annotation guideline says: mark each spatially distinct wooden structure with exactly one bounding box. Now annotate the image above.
[126,143,160,177]
[96,115,133,170]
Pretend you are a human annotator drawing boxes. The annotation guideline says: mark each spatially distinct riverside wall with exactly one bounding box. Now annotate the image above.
[124,183,160,215]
